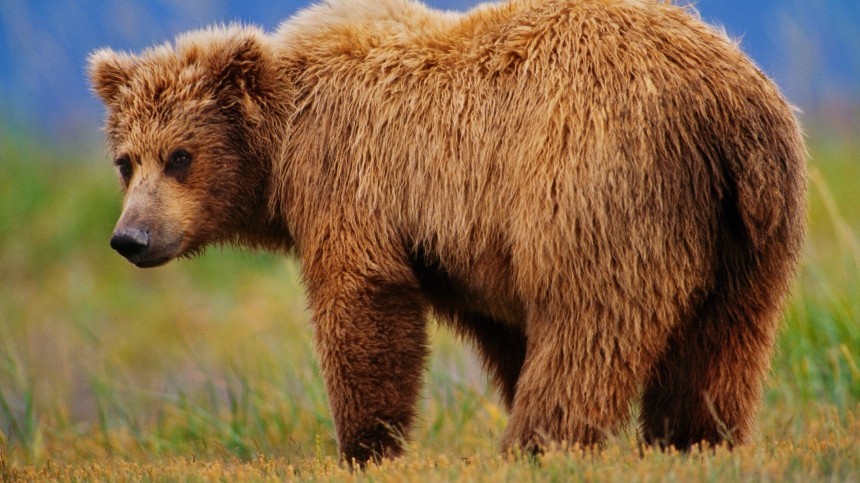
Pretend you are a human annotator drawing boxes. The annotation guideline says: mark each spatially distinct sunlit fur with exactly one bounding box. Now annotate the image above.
[90,0,807,464]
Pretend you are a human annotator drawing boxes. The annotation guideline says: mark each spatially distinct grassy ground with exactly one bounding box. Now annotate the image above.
[0,129,858,481]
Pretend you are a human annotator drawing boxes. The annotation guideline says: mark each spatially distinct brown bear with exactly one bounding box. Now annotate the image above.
[89,0,806,464]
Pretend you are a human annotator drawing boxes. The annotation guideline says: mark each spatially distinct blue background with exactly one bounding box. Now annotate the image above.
[0,0,857,145]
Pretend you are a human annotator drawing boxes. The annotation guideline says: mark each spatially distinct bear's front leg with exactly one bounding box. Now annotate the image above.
[302,240,429,465]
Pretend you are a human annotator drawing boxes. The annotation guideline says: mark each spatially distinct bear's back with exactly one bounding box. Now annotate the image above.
[275,0,803,319]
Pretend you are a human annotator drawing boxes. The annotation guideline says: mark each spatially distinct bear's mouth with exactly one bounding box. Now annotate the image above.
[127,240,182,268]
[132,257,173,268]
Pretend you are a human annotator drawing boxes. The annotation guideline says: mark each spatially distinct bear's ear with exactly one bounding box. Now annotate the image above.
[208,32,270,120]
[88,49,137,105]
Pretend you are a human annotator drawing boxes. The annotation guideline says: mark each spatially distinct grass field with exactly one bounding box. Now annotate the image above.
[0,128,858,480]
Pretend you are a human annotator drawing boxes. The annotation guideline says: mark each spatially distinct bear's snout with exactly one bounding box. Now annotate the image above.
[110,226,150,261]
[109,222,183,268]
[110,176,186,268]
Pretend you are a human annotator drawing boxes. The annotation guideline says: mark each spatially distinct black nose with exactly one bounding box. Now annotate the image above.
[110,227,150,259]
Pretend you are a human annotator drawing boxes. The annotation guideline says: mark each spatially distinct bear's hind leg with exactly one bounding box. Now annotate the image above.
[500,313,653,452]
[640,291,781,450]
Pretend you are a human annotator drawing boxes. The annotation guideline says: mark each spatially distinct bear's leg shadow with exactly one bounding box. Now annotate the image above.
[453,313,527,411]
[640,289,780,450]
[303,237,429,465]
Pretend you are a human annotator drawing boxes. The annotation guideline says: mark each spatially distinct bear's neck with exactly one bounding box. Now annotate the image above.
[234,100,297,254]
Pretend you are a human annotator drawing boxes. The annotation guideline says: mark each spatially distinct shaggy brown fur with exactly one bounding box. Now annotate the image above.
[90,0,807,464]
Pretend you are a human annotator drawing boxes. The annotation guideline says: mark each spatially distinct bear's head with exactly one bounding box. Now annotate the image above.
[89,25,283,267]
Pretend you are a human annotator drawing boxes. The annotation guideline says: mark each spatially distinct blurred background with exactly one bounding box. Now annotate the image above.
[0,0,858,467]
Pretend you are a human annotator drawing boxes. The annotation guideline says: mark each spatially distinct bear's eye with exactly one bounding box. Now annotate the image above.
[114,156,132,181]
[166,149,192,174]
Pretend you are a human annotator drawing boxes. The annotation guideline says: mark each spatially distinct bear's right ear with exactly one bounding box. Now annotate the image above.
[88,49,136,105]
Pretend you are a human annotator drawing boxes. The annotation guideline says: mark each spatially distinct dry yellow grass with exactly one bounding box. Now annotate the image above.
[3,407,859,481]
